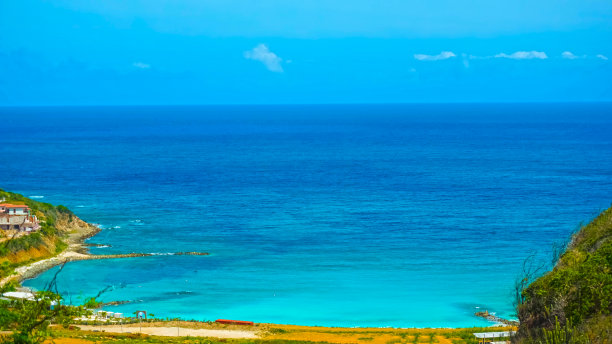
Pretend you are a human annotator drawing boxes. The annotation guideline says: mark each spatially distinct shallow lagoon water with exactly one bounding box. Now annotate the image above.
[1,103,611,327]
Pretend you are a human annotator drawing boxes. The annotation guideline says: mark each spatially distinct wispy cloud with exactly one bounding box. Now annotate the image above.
[244,44,284,72]
[561,51,592,60]
[414,51,456,61]
[133,62,151,69]
[414,50,605,64]
[560,52,610,61]
[494,51,548,59]
[562,51,579,59]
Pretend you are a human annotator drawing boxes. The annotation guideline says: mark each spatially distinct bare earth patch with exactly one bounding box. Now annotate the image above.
[75,325,258,339]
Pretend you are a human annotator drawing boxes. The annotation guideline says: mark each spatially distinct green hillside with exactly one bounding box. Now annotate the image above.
[0,189,94,283]
[517,206,612,343]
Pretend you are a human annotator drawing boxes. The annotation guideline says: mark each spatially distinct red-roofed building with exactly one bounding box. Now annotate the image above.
[0,204,30,215]
[0,203,39,232]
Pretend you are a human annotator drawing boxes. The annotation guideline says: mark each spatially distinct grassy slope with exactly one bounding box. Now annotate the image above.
[518,205,612,341]
[0,189,94,282]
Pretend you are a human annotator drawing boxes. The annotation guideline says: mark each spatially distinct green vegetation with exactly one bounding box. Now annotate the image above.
[0,189,79,278]
[82,297,103,309]
[516,206,612,343]
[267,328,289,335]
[0,290,88,344]
[1,232,46,257]
[0,189,73,220]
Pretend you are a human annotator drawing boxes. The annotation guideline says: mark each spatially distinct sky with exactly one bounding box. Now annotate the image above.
[1,0,612,105]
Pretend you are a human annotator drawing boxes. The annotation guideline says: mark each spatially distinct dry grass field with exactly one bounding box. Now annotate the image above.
[37,321,514,344]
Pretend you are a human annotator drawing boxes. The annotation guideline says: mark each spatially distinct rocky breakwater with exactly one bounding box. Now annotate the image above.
[475,310,519,326]
[17,250,210,282]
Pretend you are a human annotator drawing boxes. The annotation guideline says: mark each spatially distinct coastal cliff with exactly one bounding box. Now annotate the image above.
[516,206,612,343]
[0,189,99,285]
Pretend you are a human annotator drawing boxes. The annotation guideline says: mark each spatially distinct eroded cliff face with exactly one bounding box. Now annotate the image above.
[54,212,100,244]
[3,236,60,264]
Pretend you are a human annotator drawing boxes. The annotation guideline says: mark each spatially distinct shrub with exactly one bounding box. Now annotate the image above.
[516,206,612,343]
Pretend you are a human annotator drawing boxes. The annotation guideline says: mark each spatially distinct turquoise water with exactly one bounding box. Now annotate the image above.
[1,103,611,327]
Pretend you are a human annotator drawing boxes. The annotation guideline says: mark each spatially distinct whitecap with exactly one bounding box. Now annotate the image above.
[29,195,44,199]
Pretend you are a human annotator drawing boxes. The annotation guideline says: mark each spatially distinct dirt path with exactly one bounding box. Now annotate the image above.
[76,325,258,338]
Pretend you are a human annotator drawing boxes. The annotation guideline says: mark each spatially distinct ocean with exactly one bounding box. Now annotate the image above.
[1,103,611,327]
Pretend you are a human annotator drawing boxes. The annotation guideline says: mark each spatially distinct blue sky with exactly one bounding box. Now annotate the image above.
[1,0,611,105]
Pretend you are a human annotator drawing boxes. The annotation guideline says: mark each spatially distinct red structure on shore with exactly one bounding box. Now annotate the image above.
[215,319,254,326]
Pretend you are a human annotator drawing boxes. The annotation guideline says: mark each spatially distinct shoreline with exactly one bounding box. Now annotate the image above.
[16,248,210,283]
[1,219,208,287]
[0,218,100,287]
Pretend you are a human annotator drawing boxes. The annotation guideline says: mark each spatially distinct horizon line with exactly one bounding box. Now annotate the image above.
[1,100,612,108]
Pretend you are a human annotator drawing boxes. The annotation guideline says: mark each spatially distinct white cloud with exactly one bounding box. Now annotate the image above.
[494,51,548,59]
[562,51,578,59]
[133,62,151,69]
[414,51,456,61]
[596,54,609,60]
[562,51,590,60]
[244,44,284,72]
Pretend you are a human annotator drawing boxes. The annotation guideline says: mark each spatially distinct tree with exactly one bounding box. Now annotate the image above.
[0,265,89,344]
[4,291,86,344]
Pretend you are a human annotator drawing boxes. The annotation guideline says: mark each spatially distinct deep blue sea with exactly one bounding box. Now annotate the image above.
[1,103,611,327]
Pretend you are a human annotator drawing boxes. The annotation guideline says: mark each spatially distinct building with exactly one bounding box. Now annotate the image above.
[0,204,31,215]
[0,203,40,232]
[0,214,40,232]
